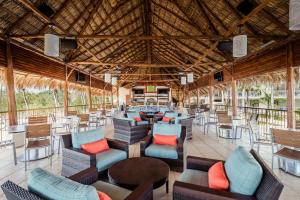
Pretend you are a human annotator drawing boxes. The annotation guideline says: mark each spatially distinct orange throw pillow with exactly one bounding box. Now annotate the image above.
[208,161,229,190]
[97,191,112,200]
[153,134,177,146]
[81,139,109,154]
[162,117,171,122]
[134,117,142,122]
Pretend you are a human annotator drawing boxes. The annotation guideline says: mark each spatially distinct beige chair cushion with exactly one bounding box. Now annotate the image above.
[178,169,208,187]
[92,181,131,200]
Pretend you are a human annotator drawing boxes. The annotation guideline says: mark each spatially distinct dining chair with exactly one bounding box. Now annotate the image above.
[235,113,259,141]
[67,110,77,116]
[77,114,90,131]
[217,113,233,139]
[0,140,17,165]
[203,111,218,135]
[28,116,48,124]
[249,120,272,154]
[25,123,52,171]
[296,120,300,129]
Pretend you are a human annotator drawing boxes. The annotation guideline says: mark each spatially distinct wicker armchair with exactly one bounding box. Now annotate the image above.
[113,118,150,144]
[1,167,153,200]
[173,150,283,200]
[140,126,186,172]
[61,134,129,178]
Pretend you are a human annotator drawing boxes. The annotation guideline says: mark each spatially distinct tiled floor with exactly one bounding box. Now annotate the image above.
[0,123,299,200]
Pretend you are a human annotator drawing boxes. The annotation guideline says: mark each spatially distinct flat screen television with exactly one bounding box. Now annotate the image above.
[133,89,144,94]
[75,71,86,83]
[146,86,156,93]
[214,71,223,82]
[158,89,169,94]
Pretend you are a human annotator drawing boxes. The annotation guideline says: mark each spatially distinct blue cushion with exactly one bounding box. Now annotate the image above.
[96,149,127,171]
[72,128,104,149]
[165,112,178,118]
[137,121,149,125]
[116,117,135,126]
[145,144,178,159]
[28,168,98,200]
[127,112,140,119]
[153,123,181,138]
[225,146,263,196]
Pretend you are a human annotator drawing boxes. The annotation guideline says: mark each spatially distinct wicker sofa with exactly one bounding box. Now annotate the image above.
[140,123,186,172]
[113,117,150,144]
[173,149,284,200]
[1,167,153,200]
[61,129,129,178]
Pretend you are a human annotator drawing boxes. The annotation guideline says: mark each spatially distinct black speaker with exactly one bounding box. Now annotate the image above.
[60,39,78,51]
[37,3,55,17]
[237,0,256,15]
[214,71,223,82]
[75,71,86,83]
[217,41,233,53]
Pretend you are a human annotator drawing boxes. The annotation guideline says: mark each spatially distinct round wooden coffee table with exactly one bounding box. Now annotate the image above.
[108,157,169,192]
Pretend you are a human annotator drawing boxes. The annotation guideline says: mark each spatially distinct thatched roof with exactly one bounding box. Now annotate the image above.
[0,0,296,87]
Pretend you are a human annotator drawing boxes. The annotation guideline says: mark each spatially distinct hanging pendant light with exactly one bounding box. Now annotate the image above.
[104,73,111,83]
[233,34,247,57]
[289,0,300,30]
[187,72,194,83]
[44,33,59,57]
[111,77,117,85]
[181,76,187,85]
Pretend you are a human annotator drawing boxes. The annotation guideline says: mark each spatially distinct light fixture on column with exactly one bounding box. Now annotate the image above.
[44,33,59,57]
[181,76,187,85]
[289,0,300,30]
[111,77,117,86]
[104,73,111,83]
[187,72,194,83]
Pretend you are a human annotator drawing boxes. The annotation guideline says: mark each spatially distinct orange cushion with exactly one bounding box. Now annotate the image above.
[208,161,229,190]
[162,117,171,122]
[153,134,177,146]
[134,117,142,122]
[81,139,109,154]
[97,191,112,200]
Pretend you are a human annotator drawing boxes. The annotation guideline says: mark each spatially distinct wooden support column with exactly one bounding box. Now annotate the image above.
[88,75,92,110]
[197,89,199,106]
[64,65,68,116]
[111,87,113,107]
[117,86,120,108]
[287,43,295,128]
[231,79,238,117]
[209,86,214,111]
[5,40,18,126]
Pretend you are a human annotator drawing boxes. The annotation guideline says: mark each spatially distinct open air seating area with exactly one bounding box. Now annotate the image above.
[1,0,300,199]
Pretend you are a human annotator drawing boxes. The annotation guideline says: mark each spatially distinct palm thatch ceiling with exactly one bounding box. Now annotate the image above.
[0,0,296,87]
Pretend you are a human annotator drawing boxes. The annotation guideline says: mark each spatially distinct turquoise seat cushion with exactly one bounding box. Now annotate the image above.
[28,168,98,200]
[145,144,178,159]
[96,149,127,171]
[137,121,149,125]
[159,107,169,114]
[164,112,178,118]
[116,117,135,126]
[127,112,140,119]
[153,123,181,138]
[72,128,104,149]
[92,181,131,200]
[178,169,208,187]
[225,146,263,196]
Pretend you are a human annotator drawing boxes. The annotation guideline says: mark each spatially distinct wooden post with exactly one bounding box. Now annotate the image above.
[64,65,68,116]
[209,86,214,111]
[197,89,199,106]
[88,75,92,110]
[5,40,18,126]
[287,43,295,128]
[117,86,120,108]
[231,79,238,117]
[111,87,113,108]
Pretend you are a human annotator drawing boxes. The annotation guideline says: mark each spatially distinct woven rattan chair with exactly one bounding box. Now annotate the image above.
[25,124,52,171]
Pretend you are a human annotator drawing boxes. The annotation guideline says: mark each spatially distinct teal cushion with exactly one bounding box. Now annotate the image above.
[96,149,127,171]
[165,112,178,118]
[127,112,140,119]
[137,121,149,125]
[145,144,178,159]
[28,168,98,200]
[72,128,104,148]
[225,146,263,196]
[159,107,169,114]
[116,117,135,126]
[92,181,131,200]
[153,123,181,138]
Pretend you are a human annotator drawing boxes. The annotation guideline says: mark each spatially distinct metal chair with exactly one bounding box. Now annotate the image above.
[25,123,52,171]
[249,120,272,154]
[296,120,300,129]
[0,140,17,165]
[77,114,90,131]
[217,113,234,139]
[67,110,77,116]
[235,113,258,140]
[203,111,218,135]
